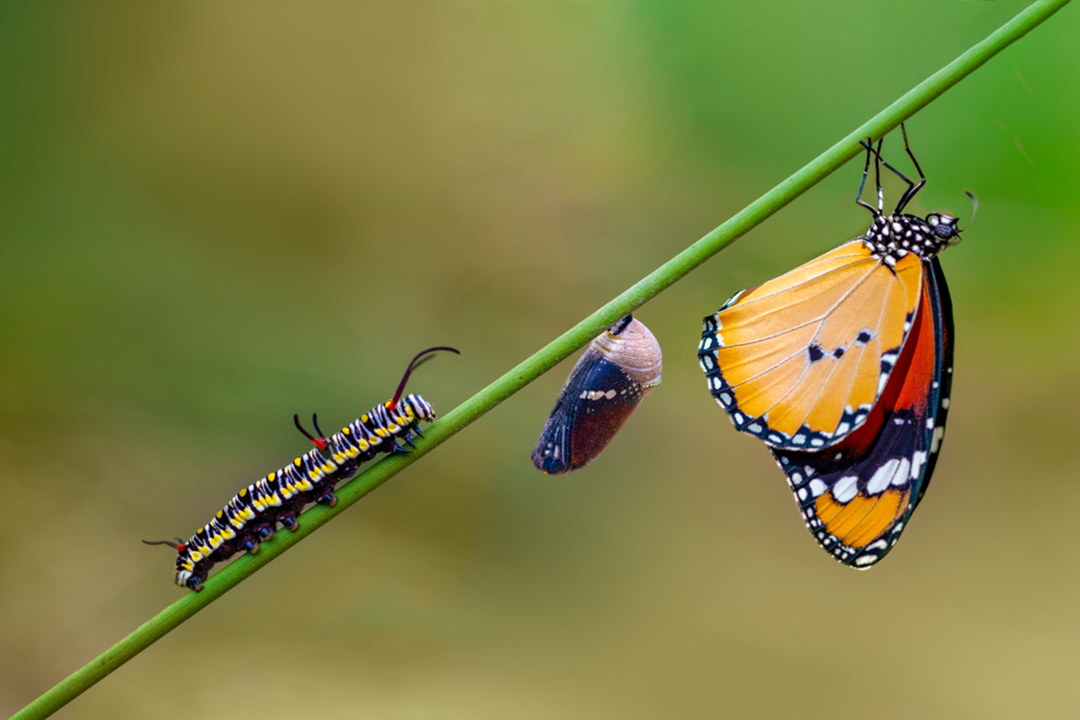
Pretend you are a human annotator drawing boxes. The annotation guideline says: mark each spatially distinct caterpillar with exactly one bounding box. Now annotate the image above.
[144,346,459,592]
[532,315,662,475]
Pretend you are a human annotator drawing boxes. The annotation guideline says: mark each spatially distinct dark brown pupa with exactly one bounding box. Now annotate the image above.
[532,315,662,475]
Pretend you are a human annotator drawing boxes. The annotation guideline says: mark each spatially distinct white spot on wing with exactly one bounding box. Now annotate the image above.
[892,458,911,487]
[832,475,859,503]
[910,451,926,478]
[867,458,901,494]
[930,426,945,453]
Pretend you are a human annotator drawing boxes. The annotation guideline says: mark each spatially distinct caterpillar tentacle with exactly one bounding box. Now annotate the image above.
[148,347,459,592]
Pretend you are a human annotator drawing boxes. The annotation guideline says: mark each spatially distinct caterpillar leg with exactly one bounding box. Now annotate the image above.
[256,526,276,542]
[242,539,260,554]
[335,462,361,481]
[316,492,338,508]
[391,441,412,455]
[280,515,299,532]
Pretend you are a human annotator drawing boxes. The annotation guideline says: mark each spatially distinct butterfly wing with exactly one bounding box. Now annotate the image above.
[699,240,924,450]
[770,257,953,567]
[913,258,953,510]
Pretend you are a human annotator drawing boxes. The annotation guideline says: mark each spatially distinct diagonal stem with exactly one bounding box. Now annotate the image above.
[11,1,1070,718]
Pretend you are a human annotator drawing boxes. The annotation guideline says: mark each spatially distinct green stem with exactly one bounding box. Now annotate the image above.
[12,1,1070,718]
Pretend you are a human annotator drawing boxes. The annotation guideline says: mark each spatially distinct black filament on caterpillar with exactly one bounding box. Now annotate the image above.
[143,346,459,592]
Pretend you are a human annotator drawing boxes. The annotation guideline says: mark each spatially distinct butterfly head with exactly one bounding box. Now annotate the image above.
[925,212,962,247]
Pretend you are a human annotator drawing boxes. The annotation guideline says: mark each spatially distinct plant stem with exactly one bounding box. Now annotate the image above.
[12,1,1070,718]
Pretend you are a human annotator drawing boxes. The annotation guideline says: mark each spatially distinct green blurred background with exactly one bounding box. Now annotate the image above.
[2,2,1079,718]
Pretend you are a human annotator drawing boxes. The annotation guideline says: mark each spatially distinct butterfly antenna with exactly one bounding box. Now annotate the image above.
[389,346,461,410]
[961,191,979,231]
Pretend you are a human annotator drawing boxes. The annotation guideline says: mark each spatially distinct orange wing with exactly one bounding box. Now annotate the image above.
[769,258,953,567]
[698,240,923,449]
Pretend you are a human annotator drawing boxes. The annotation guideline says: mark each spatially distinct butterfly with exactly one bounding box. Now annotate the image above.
[697,125,967,568]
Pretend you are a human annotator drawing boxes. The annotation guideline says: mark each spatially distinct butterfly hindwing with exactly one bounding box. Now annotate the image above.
[914,257,953,509]
[770,257,952,567]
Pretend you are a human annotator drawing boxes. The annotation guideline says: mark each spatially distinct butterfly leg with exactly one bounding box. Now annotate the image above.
[856,136,878,215]
[863,124,926,214]
[895,122,927,212]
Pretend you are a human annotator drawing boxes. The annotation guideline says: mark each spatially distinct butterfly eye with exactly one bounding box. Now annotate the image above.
[927,213,961,241]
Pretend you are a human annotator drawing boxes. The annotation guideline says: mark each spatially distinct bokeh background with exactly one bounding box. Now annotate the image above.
[2,2,1079,718]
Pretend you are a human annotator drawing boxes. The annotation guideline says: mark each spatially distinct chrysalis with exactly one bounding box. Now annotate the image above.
[532,315,662,475]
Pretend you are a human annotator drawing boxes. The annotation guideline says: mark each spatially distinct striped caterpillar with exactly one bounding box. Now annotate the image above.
[144,346,459,591]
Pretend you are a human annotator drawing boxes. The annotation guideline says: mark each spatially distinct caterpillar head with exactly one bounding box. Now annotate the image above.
[403,394,436,423]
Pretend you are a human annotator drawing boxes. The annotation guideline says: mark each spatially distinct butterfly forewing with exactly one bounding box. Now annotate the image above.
[699,240,923,450]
